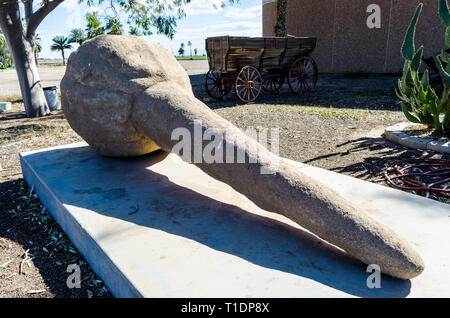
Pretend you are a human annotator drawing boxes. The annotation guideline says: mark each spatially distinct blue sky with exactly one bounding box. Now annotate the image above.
[32,0,262,59]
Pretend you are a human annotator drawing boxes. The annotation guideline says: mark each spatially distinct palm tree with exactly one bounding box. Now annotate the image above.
[187,41,192,57]
[178,46,185,57]
[34,34,42,66]
[105,17,124,35]
[275,0,287,37]
[85,12,105,39]
[51,36,72,66]
[179,42,185,57]
[129,27,142,36]
[68,28,87,46]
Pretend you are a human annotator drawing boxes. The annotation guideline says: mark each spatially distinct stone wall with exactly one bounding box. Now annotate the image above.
[262,0,445,73]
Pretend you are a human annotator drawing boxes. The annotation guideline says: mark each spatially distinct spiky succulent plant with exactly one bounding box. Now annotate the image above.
[396,0,450,135]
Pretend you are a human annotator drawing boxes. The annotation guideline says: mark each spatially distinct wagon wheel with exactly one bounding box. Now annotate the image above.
[262,73,285,94]
[235,66,262,103]
[205,71,231,100]
[288,56,318,96]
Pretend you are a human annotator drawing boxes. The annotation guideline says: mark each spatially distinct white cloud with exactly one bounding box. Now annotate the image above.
[59,0,79,9]
[209,21,261,32]
[145,19,262,56]
[223,5,262,19]
[85,6,101,14]
[184,0,224,16]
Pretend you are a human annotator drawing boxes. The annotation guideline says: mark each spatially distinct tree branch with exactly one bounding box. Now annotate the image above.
[27,0,64,37]
[24,0,33,27]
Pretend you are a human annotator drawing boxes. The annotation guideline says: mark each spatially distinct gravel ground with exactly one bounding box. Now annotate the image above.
[0,105,112,297]
[1,73,448,298]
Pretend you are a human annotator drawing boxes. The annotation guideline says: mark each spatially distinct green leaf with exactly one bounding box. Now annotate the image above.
[401,61,414,95]
[401,103,421,124]
[441,50,450,63]
[402,3,423,60]
[395,86,410,103]
[430,101,442,130]
[439,89,450,112]
[446,27,450,47]
[440,0,450,27]
[421,69,430,87]
[411,46,423,71]
[417,111,435,126]
[434,53,450,86]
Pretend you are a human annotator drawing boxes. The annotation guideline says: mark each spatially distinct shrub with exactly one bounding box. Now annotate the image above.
[396,0,450,136]
[0,35,13,69]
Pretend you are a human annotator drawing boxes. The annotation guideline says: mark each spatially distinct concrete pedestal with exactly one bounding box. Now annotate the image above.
[20,142,450,297]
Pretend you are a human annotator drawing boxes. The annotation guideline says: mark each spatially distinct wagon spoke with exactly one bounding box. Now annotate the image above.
[304,79,311,90]
[302,59,309,71]
[239,88,246,98]
[250,70,257,82]
[242,72,248,82]
[297,79,303,93]
[235,66,262,103]
[205,71,231,100]
[304,62,314,75]
[289,57,318,96]
[250,87,256,99]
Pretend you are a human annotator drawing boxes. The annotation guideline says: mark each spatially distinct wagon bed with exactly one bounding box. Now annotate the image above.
[205,36,318,103]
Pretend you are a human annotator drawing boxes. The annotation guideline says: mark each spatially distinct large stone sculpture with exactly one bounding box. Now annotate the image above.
[61,35,424,280]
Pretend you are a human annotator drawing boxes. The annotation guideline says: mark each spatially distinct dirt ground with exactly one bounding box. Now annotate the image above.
[1,72,449,298]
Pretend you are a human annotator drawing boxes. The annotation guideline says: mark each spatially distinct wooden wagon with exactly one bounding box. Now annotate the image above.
[205,36,318,103]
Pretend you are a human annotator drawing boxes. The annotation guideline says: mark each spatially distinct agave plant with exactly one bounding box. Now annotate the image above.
[396,0,450,135]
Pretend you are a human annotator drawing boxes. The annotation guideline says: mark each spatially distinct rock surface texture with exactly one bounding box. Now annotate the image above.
[61,35,424,280]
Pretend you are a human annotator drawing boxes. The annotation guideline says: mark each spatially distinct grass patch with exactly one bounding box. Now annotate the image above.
[0,123,64,145]
[0,95,22,103]
[38,62,65,67]
[302,107,362,120]
[176,56,208,60]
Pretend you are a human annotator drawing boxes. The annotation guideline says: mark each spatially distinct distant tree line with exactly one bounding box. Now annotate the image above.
[178,41,198,57]
[50,12,133,65]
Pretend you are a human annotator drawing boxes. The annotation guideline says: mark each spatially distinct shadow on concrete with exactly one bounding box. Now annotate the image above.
[23,145,413,298]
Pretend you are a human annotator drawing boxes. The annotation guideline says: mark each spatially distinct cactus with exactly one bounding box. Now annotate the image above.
[396,0,450,135]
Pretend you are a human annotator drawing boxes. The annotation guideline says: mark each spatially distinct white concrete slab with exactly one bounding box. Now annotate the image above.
[385,122,450,154]
[20,142,450,298]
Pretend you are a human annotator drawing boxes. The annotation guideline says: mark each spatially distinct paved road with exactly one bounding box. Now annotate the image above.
[0,60,209,98]
[0,66,66,97]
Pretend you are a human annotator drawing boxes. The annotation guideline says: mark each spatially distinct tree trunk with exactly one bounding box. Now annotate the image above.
[0,2,49,117]
[62,50,65,66]
[275,0,287,37]
[34,49,39,66]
